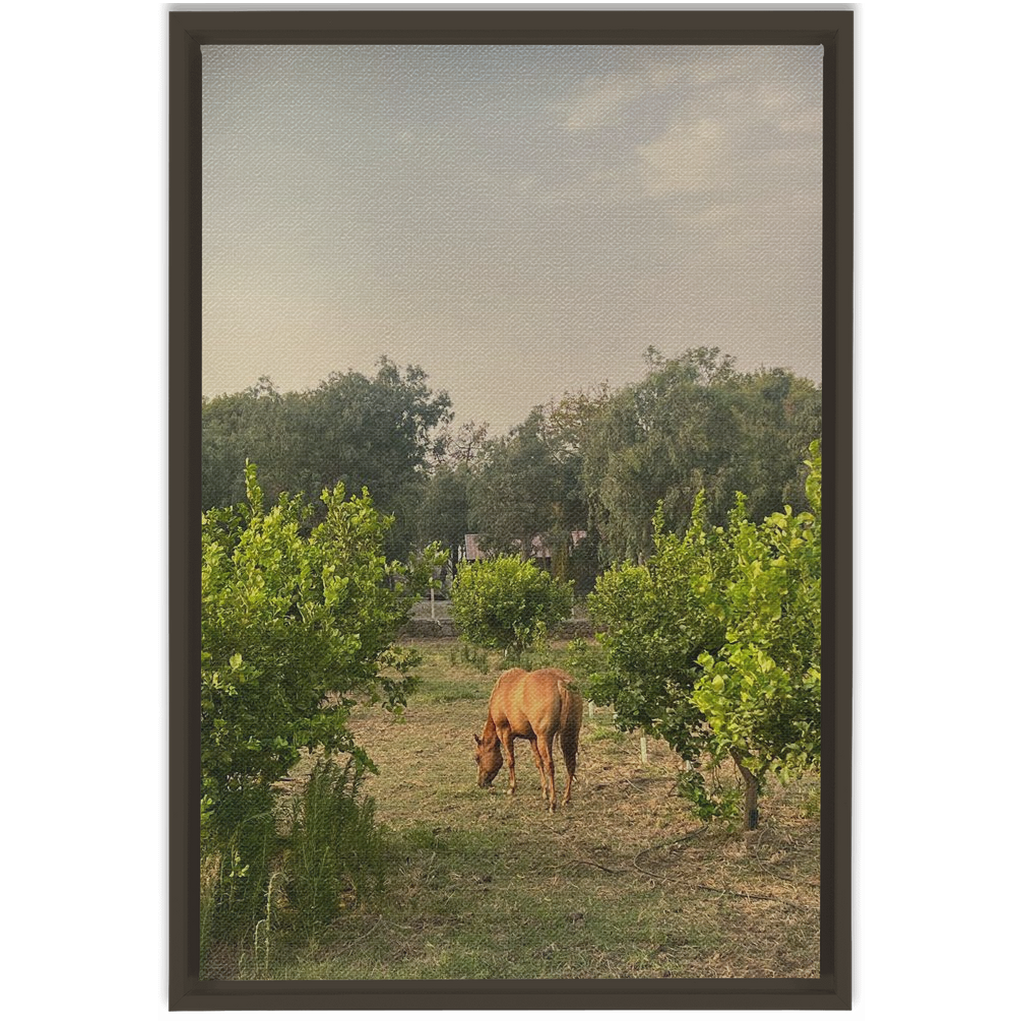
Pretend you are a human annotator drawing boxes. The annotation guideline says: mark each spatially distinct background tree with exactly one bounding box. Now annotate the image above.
[468,396,600,584]
[580,348,820,564]
[537,386,608,589]
[430,420,490,468]
[202,357,452,558]
[417,464,472,582]
[414,421,488,581]
[469,409,563,560]
[201,377,299,511]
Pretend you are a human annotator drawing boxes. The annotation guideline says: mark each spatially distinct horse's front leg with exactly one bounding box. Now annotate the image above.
[499,732,517,795]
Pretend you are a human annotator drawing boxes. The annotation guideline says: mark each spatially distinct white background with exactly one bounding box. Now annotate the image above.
[3,2,1020,1020]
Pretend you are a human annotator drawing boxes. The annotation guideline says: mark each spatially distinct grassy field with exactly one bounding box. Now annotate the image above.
[206,638,820,980]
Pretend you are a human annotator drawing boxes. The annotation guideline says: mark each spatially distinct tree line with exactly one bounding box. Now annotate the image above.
[202,347,820,584]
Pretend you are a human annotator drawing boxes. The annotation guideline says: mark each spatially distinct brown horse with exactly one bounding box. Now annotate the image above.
[474,668,583,812]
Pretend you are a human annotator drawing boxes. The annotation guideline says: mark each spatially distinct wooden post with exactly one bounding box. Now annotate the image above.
[429,586,435,620]
[731,749,759,831]
[588,700,595,719]
[639,729,648,764]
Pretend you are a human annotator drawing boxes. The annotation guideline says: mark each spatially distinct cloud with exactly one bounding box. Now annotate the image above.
[549,59,684,131]
[549,74,650,130]
[548,48,822,213]
[637,117,726,196]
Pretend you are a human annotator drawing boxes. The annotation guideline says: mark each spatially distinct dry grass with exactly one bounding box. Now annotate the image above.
[208,639,820,980]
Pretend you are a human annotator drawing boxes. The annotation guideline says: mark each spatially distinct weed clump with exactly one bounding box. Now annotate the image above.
[200,756,385,975]
[284,757,385,934]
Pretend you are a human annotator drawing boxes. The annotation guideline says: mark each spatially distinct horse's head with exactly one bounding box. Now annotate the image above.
[473,732,502,788]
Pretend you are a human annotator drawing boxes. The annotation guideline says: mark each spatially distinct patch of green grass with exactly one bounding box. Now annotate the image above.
[242,818,728,980]
[406,637,602,703]
[587,723,628,744]
[406,640,493,703]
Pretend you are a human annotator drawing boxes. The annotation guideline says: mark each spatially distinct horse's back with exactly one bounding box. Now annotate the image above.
[490,668,578,739]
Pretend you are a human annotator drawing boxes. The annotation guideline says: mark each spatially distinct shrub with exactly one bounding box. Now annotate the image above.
[450,555,573,657]
[587,442,822,829]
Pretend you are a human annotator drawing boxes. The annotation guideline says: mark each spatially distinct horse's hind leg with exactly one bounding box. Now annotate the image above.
[560,729,579,805]
[538,735,557,812]
[529,738,548,802]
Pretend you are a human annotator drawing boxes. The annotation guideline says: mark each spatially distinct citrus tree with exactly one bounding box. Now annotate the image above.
[586,492,726,765]
[201,464,440,846]
[587,442,822,829]
[691,441,821,827]
[450,555,573,657]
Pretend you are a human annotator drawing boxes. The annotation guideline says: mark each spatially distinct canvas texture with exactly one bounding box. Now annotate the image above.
[199,44,823,982]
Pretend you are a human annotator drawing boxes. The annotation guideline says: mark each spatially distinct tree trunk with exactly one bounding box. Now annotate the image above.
[731,749,759,831]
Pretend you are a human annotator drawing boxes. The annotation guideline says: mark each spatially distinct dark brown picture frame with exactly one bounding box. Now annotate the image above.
[169,8,852,1010]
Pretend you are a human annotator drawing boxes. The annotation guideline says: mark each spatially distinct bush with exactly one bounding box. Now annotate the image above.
[450,556,573,656]
[202,465,438,828]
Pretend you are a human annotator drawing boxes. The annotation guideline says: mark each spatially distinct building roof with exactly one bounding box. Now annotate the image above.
[463,531,586,561]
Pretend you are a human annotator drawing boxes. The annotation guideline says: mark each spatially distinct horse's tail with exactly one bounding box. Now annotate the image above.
[555,673,583,775]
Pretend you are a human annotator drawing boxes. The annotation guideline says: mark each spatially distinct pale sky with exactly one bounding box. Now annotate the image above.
[202,44,822,433]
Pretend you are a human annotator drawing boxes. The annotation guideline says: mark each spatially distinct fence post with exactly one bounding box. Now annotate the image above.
[639,728,648,764]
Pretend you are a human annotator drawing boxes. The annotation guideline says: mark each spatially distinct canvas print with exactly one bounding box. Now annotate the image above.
[199,43,823,981]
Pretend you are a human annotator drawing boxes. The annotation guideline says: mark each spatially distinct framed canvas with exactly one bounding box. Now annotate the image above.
[170,7,852,1010]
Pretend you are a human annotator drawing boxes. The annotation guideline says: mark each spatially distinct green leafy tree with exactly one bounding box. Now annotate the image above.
[587,443,822,829]
[469,394,602,584]
[294,359,452,542]
[413,421,489,581]
[469,409,564,560]
[586,493,726,765]
[691,441,822,827]
[201,377,299,512]
[450,555,574,657]
[416,464,471,581]
[581,348,820,563]
[201,464,441,849]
